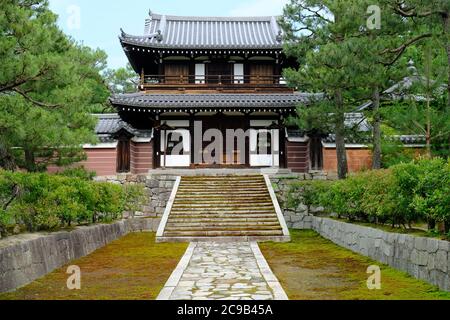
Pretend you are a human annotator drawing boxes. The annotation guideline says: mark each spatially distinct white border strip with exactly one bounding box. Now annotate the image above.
[263,174,290,237]
[83,142,118,149]
[156,242,197,300]
[156,176,181,237]
[250,242,289,300]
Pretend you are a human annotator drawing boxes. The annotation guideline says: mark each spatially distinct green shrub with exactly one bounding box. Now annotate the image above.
[92,182,124,223]
[122,184,148,216]
[286,158,450,232]
[287,180,332,210]
[57,167,96,181]
[0,170,145,236]
[394,158,450,230]
[359,170,403,226]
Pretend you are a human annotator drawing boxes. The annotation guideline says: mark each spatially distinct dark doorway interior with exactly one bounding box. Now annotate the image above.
[309,135,323,170]
[117,137,131,173]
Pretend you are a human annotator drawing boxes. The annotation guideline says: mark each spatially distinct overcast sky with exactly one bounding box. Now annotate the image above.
[48,0,289,69]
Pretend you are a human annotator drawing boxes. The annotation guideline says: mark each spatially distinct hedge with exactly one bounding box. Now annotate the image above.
[288,158,450,232]
[0,170,146,237]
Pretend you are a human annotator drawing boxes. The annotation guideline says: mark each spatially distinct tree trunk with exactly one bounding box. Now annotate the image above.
[335,90,348,179]
[372,87,382,169]
[426,83,432,158]
[445,13,450,153]
[24,149,36,172]
[428,219,436,231]
[445,13,450,110]
[0,142,16,171]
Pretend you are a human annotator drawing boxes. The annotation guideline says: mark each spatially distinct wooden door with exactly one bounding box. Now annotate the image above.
[250,64,274,84]
[116,139,130,173]
[207,63,232,84]
[165,63,189,84]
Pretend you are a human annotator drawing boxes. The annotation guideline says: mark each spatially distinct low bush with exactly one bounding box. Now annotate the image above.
[56,167,96,181]
[287,158,450,232]
[0,170,146,237]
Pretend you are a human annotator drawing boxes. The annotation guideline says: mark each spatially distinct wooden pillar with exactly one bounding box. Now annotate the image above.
[245,112,250,167]
[189,112,195,167]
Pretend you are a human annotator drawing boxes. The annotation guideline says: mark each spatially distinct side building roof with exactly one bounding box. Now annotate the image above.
[93,114,153,143]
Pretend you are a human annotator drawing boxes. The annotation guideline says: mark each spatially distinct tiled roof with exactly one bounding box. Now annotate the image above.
[323,134,426,145]
[93,114,152,141]
[120,13,284,49]
[94,114,121,134]
[110,93,318,109]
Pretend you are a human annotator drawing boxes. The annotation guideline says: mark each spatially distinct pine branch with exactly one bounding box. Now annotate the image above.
[392,2,447,18]
[381,33,432,66]
[12,88,60,109]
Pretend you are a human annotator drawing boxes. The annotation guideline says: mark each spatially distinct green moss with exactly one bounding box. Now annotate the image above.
[0,232,188,300]
[260,230,450,300]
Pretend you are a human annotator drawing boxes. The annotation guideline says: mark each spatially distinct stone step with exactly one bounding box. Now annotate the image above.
[165,225,282,232]
[169,214,278,220]
[173,199,273,205]
[178,184,267,188]
[177,188,269,195]
[159,175,287,241]
[180,183,266,187]
[179,181,267,186]
[175,194,270,199]
[170,209,276,215]
[182,176,263,181]
[168,217,280,223]
[176,191,270,196]
[172,202,274,208]
[166,220,280,227]
[163,230,284,237]
[156,235,291,243]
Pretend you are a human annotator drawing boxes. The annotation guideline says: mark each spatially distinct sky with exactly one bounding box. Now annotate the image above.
[48,0,289,70]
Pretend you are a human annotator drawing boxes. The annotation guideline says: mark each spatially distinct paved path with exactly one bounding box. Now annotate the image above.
[157,242,288,300]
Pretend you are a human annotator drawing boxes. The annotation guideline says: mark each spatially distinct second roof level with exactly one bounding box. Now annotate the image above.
[119,12,298,93]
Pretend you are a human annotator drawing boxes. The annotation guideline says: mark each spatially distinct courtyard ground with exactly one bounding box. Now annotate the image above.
[0,232,188,300]
[2,230,449,300]
[260,230,450,300]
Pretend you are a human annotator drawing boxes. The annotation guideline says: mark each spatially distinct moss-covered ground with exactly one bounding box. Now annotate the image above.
[260,230,450,300]
[0,232,188,300]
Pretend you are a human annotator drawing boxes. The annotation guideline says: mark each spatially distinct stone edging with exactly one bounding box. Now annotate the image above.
[156,176,181,238]
[156,242,197,300]
[263,174,290,238]
[250,242,289,300]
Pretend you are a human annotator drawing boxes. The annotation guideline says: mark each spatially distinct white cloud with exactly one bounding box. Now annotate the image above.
[228,0,289,16]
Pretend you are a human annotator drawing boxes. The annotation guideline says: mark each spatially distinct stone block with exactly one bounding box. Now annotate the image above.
[415,237,428,251]
[427,238,439,253]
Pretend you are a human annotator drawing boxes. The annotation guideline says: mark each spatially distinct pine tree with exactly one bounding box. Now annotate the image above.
[281,0,379,178]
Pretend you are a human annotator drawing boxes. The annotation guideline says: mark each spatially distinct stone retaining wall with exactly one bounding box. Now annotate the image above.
[0,218,159,294]
[270,171,332,229]
[311,217,450,292]
[95,174,177,217]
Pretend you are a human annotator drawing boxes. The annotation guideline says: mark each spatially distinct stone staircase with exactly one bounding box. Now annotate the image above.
[157,175,290,242]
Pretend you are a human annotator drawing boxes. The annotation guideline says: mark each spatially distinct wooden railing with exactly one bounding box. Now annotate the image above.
[140,74,289,92]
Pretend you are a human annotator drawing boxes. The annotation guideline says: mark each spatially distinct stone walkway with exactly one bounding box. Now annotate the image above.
[157,242,288,300]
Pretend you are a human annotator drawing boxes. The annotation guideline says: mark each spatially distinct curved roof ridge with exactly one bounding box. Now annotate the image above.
[150,12,280,22]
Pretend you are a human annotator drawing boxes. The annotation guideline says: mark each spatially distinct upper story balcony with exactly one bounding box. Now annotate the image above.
[140,74,292,93]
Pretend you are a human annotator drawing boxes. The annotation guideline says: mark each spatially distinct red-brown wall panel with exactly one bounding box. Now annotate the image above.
[286,141,310,173]
[130,141,154,174]
[47,148,117,176]
[323,147,372,173]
